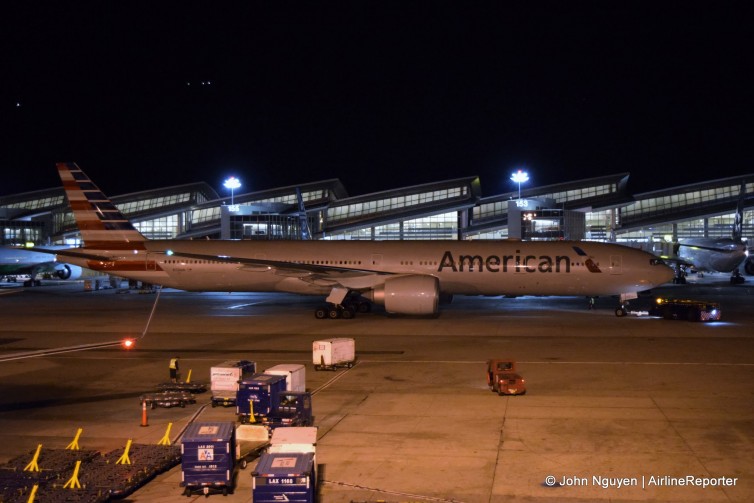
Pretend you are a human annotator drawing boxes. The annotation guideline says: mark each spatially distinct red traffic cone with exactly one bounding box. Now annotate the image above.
[140,401,149,427]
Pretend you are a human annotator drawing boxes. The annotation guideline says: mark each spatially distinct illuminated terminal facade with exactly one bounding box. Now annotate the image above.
[1,171,752,268]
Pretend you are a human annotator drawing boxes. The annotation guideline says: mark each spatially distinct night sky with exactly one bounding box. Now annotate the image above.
[3,2,753,199]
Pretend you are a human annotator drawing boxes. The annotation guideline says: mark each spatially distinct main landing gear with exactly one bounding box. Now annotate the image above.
[314,295,372,320]
[730,270,745,285]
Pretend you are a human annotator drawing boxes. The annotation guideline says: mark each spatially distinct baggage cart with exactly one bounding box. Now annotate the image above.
[235,424,270,469]
[264,363,306,392]
[312,338,355,370]
[252,452,316,503]
[268,426,318,479]
[181,422,237,497]
[236,374,287,424]
[156,381,207,393]
[139,390,196,409]
[211,359,256,407]
[268,426,317,455]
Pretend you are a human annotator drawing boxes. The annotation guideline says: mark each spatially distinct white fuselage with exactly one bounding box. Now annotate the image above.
[58,240,674,297]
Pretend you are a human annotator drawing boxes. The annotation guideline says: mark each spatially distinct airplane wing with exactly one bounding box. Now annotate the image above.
[168,251,392,278]
[34,247,117,262]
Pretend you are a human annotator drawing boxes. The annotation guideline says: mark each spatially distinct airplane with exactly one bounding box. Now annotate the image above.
[42,162,674,318]
[0,244,83,286]
[665,183,750,284]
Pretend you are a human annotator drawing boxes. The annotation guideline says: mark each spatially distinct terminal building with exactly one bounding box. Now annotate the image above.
[1,171,753,275]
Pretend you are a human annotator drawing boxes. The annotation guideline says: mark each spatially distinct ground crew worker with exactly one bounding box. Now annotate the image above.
[169,356,180,382]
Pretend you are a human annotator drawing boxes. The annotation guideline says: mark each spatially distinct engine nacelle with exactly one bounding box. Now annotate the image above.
[55,264,83,280]
[745,256,754,276]
[365,275,439,316]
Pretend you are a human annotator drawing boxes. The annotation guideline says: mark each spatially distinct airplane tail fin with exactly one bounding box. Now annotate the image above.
[733,182,746,241]
[57,162,147,248]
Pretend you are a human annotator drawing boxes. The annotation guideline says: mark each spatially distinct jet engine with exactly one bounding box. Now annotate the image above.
[745,256,754,276]
[55,264,83,280]
[364,275,439,316]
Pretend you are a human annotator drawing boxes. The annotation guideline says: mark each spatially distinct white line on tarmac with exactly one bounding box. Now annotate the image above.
[312,361,360,395]
[357,359,754,366]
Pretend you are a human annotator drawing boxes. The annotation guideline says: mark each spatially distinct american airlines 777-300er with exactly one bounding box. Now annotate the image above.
[45,163,674,318]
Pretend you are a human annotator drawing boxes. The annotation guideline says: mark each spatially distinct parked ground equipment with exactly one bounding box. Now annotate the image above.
[140,390,196,409]
[486,359,526,395]
[262,391,314,429]
[649,297,722,321]
[236,374,288,424]
[156,380,207,393]
[264,363,306,392]
[252,452,316,503]
[211,359,256,407]
[313,337,356,370]
[268,426,317,456]
[235,424,270,469]
[181,422,236,497]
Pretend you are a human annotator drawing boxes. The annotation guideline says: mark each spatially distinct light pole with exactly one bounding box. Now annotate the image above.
[223,176,241,205]
[510,169,529,200]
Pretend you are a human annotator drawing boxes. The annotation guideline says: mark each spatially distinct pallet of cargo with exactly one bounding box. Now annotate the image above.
[140,390,197,408]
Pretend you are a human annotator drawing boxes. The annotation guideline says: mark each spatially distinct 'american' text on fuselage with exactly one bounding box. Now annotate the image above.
[438,250,573,273]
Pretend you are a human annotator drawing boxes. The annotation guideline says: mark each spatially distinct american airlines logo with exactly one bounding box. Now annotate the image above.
[437,246,602,274]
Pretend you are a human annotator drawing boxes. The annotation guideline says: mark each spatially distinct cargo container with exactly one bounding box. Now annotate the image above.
[210,360,256,407]
[268,427,318,487]
[264,363,306,392]
[252,452,316,503]
[181,422,236,497]
[312,338,355,371]
[236,374,287,424]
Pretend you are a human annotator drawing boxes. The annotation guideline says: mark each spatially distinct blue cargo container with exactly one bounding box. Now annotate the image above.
[252,452,316,503]
[236,373,287,424]
[181,422,236,496]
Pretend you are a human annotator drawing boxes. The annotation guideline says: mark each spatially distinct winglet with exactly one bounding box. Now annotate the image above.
[57,163,147,248]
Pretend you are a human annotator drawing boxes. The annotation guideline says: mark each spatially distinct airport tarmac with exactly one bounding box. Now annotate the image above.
[0,274,753,502]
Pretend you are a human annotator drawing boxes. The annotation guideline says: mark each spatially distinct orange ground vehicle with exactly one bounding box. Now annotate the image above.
[486,359,526,395]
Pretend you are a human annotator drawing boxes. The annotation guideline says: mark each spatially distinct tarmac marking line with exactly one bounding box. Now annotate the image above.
[357,359,754,366]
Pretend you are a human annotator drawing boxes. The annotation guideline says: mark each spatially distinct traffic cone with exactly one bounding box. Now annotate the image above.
[140,401,149,427]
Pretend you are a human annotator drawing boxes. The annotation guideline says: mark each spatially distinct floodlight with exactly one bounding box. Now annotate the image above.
[510,170,529,200]
[223,176,242,205]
